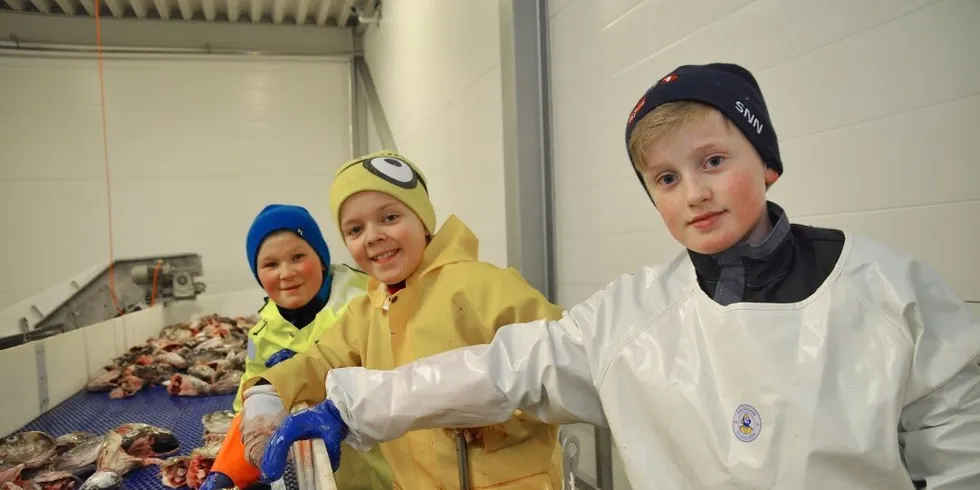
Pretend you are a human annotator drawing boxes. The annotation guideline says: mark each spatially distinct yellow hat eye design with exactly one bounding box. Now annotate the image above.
[331,150,437,235]
[364,156,422,190]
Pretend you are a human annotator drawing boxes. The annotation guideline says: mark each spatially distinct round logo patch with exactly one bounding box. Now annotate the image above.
[363,157,420,190]
[733,404,761,442]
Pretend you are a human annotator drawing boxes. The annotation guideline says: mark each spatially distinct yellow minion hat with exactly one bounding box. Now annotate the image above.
[329,150,437,236]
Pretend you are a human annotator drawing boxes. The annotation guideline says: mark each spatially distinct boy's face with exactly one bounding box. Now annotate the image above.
[255,231,324,309]
[637,109,779,255]
[340,191,428,285]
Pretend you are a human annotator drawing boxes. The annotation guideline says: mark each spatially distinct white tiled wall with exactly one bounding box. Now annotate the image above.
[0,55,356,311]
[361,0,510,267]
[549,0,979,487]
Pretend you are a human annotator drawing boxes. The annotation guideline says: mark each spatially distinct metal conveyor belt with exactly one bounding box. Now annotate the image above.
[15,386,298,490]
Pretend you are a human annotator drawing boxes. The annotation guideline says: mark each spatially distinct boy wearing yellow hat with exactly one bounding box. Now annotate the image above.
[238,151,566,489]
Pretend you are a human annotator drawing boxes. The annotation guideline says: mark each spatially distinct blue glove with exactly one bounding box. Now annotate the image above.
[264,349,296,368]
[199,472,234,490]
[259,400,348,483]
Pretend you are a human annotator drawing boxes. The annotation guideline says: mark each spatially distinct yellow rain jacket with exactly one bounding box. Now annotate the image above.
[237,263,394,490]
[246,215,565,490]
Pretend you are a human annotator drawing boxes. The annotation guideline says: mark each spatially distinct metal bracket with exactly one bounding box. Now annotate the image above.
[562,433,581,490]
[34,341,49,412]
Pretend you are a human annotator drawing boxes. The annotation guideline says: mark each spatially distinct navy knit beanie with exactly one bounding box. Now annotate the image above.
[246,204,331,285]
[624,63,782,199]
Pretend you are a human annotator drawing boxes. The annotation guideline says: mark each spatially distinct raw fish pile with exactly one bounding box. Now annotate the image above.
[0,411,237,490]
[159,411,234,490]
[0,424,179,490]
[84,314,256,399]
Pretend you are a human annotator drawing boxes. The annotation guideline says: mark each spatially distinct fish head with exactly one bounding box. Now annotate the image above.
[159,456,190,489]
[30,471,82,490]
[77,471,121,490]
[0,432,57,469]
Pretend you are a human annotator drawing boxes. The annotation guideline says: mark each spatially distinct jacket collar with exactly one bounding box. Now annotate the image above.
[367,214,479,306]
[686,201,792,305]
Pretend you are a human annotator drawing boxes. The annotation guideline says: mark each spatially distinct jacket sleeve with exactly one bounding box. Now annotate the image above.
[233,336,267,412]
[240,304,366,411]
[897,260,980,488]
[325,282,610,452]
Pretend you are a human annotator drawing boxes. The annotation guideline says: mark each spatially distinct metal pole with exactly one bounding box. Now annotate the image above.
[0,42,352,61]
[498,0,556,301]
[456,432,471,490]
[353,55,397,151]
[594,427,614,489]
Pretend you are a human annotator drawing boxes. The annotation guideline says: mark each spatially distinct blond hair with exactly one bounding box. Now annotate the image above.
[628,100,719,171]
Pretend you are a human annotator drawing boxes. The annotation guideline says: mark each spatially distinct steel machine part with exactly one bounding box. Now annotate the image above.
[0,254,205,351]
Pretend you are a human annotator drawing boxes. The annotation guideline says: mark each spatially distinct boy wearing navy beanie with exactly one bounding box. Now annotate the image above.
[259,62,980,490]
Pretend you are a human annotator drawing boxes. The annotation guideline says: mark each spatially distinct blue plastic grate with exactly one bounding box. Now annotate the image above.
[16,386,296,490]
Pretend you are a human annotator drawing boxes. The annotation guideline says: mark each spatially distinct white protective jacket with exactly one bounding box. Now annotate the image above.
[324,232,980,489]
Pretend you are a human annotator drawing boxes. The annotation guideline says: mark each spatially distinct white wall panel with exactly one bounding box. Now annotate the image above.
[362,0,509,267]
[549,0,980,487]
[0,55,355,310]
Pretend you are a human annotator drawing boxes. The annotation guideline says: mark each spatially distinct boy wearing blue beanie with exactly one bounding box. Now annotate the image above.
[251,64,980,489]
[199,204,393,490]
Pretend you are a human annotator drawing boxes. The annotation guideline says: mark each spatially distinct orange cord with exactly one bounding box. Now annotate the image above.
[149,261,162,307]
[95,0,125,316]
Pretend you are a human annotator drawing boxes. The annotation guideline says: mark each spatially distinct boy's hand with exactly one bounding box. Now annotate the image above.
[241,385,287,467]
[265,349,296,368]
[259,400,348,483]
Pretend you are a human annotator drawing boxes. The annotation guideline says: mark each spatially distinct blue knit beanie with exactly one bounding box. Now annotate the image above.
[246,204,331,285]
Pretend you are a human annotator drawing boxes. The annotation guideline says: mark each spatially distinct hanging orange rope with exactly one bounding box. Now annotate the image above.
[95,0,125,316]
[149,260,163,307]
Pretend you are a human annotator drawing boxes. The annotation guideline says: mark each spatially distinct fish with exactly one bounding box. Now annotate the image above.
[200,411,234,438]
[184,441,222,490]
[131,364,176,385]
[209,371,242,395]
[84,371,120,393]
[184,350,227,367]
[154,352,188,369]
[159,456,190,489]
[187,365,216,382]
[94,433,144,477]
[52,434,96,456]
[0,433,57,469]
[83,313,256,399]
[200,433,225,446]
[167,374,211,397]
[49,436,104,479]
[192,337,226,352]
[26,471,81,490]
[107,376,144,400]
[112,424,179,458]
[0,464,24,485]
[77,472,119,490]
[158,325,194,343]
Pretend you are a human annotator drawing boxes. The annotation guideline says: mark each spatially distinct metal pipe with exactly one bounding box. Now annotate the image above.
[354,55,397,151]
[348,57,357,160]
[456,431,471,490]
[0,41,352,61]
[594,427,614,489]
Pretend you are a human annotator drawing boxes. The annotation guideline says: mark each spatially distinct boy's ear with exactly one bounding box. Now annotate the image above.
[763,167,779,189]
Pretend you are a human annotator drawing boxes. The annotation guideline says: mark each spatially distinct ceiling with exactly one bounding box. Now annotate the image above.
[0,0,375,27]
